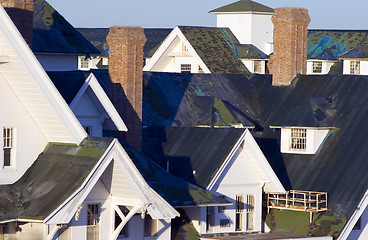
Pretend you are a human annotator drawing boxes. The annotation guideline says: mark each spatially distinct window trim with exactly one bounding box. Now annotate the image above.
[253,60,262,73]
[350,60,360,75]
[289,128,307,151]
[312,61,322,73]
[181,64,191,73]
[2,127,15,168]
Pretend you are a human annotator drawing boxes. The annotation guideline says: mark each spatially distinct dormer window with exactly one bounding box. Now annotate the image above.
[3,127,13,167]
[290,128,307,150]
[312,62,322,73]
[273,126,333,154]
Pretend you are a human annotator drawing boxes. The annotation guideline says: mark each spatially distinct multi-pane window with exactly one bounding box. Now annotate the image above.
[3,128,13,167]
[144,215,158,237]
[312,62,322,73]
[115,210,128,237]
[80,56,90,69]
[254,61,262,73]
[246,195,255,230]
[181,64,191,73]
[235,195,244,231]
[350,60,360,75]
[290,128,307,150]
[87,204,99,226]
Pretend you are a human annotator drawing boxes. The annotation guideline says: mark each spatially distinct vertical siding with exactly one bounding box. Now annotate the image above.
[0,74,47,184]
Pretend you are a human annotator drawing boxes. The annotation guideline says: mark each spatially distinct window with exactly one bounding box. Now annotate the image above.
[206,206,215,233]
[198,65,204,73]
[80,56,90,69]
[144,215,157,237]
[290,128,307,150]
[246,195,255,230]
[350,60,360,74]
[254,61,262,73]
[235,195,244,231]
[220,219,230,228]
[87,204,99,225]
[3,128,13,167]
[312,62,322,73]
[181,64,191,73]
[83,126,92,135]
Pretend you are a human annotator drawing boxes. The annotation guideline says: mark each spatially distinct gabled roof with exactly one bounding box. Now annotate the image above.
[32,0,100,55]
[178,26,250,74]
[142,71,368,236]
[143,127,246,188]
[118,138,231,207]
[0,3,86,143]
[209,0,274,14]
[237,44,268,59]
[0,137,113,221]
[76,27,172,58]
[47,71,127,131]
[307,30,368,60]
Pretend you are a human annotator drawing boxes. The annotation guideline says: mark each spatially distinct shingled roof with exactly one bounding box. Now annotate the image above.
[0,137,112,220]
[141,71,368,237]
[143,127,245,188]
[209,0,274,14]
[32,0,100,55]
[307,30,368,60]
[77,28,172,58]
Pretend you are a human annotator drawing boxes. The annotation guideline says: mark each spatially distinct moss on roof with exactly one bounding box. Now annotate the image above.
[209,0,274,13]
[0,137,113,221]
[179,26,250,74]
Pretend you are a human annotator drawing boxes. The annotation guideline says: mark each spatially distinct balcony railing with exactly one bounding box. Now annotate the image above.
[267,190,327,213]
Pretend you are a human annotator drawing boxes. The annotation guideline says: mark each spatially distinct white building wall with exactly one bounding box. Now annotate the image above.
[202,144,263,234]
[241,59,266,74]
[343,60,368,75]
[35,54,78,71]
[184,207,201,233]
[307,61,336,75]
[216,13,273,55]
[0,74,48,184]
[72,90,105,137]
[280,128,329,154]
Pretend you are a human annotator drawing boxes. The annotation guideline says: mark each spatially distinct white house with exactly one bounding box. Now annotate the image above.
[209,0,274,55]
[144,127,285,236]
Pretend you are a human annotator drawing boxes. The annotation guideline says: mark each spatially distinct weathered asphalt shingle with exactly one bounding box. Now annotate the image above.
[209,0,274,13]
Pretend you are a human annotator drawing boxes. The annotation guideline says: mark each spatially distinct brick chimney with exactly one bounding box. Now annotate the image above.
[1,0,33,47]
[106,26,146,150]
[268,8,310,86]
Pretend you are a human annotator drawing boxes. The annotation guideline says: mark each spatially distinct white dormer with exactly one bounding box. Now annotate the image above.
[271,127,334,154]
[209,0,274,55]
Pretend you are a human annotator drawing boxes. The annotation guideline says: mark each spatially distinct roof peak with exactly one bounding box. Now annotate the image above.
[209,0,274,14]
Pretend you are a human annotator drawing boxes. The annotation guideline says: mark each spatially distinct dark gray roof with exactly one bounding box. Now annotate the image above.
[209,0,274,13]
[47,71,90,104]
[76,28,172,58]
[0,137,112,220]
[104,131,230,207]
[32,0,100,55]
[143,127,245,188]
[141,71,368,236]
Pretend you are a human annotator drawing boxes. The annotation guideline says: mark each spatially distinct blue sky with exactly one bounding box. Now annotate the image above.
[46,0,368,30]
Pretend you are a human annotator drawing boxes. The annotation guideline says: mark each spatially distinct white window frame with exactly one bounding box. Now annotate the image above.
[246,195,255,230]
[350,60,360,75]
[312,61,322,73]
[3,127,15,168]
[290,128,307,151]
[181,64,191,73]
[235,195,244,231]
[80,55,91,70]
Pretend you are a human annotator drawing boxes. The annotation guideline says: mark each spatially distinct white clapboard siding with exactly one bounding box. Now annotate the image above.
[0,74,48,184]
